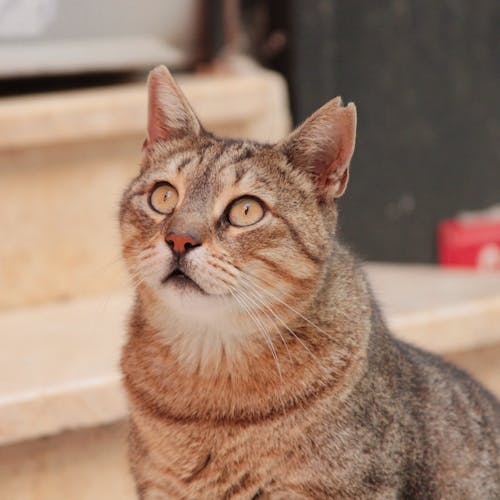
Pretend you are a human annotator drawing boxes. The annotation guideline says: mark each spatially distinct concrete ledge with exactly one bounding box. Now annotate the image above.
[369,263,500,352]
[1,264,499,446]
[0,70,290,149]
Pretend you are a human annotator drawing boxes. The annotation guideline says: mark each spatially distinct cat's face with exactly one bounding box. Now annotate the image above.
[119,66,356,360]
[121,135,325,317]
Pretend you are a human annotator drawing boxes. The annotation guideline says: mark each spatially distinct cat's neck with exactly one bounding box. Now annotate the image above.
[122,241,375,423]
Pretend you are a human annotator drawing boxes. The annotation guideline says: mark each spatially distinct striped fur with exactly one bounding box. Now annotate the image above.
[120,67,499,499]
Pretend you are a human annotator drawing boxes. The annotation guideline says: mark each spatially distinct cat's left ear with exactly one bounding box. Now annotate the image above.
[280,97,356,199]
[144,65,202,148]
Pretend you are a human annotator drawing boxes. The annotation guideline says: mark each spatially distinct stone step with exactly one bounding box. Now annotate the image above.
[0,70,291,310]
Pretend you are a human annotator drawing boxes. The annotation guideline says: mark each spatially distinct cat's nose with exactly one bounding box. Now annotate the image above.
[165,232,201,255]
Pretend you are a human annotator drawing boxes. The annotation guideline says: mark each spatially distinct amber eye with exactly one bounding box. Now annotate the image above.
[227,197,265,227]
[149,183,179,214]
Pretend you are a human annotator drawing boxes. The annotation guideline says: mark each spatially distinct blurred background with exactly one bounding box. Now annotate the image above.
[0,1,499,499]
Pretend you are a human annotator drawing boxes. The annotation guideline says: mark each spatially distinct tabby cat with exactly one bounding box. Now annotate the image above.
[120,66,499,499]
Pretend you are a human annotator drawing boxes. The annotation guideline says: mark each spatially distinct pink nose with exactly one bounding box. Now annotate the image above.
[165,233,199,254]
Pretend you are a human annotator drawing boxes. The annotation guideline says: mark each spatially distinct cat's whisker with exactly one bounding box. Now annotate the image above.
[229,286,292,416]
[124,266,142,282]
[202,263,237,290]
[202,262,297,363]
[206,255,239,279]
[132,251,157,262]
[230,288,279,361]
[229,288,291,418]
[239,290,292,361]
[238,270,339,342]
[131,254,165,273]
[229,288,283,382]
[127,261,162,289]
[240,283,318,363]
[235,285,293,363]
[246,269,351,322]
[128,275,150,289]
[126,265,152,284]
[144,231,161,246]
[133,250,164,265]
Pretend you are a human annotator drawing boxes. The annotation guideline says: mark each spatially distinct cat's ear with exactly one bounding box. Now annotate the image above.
[144,65,202,148]
[280,97,356,199]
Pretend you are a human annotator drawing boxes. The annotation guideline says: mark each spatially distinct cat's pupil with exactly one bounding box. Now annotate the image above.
[244,204,250,215]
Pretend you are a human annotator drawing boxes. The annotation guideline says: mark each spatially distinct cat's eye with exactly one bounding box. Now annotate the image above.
[227,197,265,227]
[149,183,179,214]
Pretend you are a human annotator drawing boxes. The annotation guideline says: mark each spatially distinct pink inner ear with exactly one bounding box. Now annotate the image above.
[314,147,340,188]
[332,169,350,197]
[308,104,356,195]
[146,74,169,146]
[282,99,356,197]
[144,65,201,148]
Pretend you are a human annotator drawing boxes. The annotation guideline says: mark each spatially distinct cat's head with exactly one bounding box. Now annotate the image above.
[119,66,356,364]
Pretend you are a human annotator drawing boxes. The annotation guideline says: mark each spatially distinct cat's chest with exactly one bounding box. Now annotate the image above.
[132,411,308,498]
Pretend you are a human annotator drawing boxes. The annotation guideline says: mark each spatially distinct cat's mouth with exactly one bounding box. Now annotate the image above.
[161,267,207,294]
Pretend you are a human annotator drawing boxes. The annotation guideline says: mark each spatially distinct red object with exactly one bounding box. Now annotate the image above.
[438,217,500,270]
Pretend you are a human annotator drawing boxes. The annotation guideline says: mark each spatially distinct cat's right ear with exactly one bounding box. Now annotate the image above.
[144,65,202,148]
[280,97,356,200]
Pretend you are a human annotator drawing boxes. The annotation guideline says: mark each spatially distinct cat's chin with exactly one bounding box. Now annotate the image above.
[153,273,232,309]
[161,271,207,295]
[151,280,237,328]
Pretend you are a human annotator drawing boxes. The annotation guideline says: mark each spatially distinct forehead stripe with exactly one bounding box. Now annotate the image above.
[233,147,254,164]
[176,155,195,172]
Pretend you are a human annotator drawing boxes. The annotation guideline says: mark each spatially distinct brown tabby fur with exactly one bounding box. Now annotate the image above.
[120,66,500,499]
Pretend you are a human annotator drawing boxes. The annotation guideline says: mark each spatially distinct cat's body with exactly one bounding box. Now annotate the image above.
[120,66,500,499]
